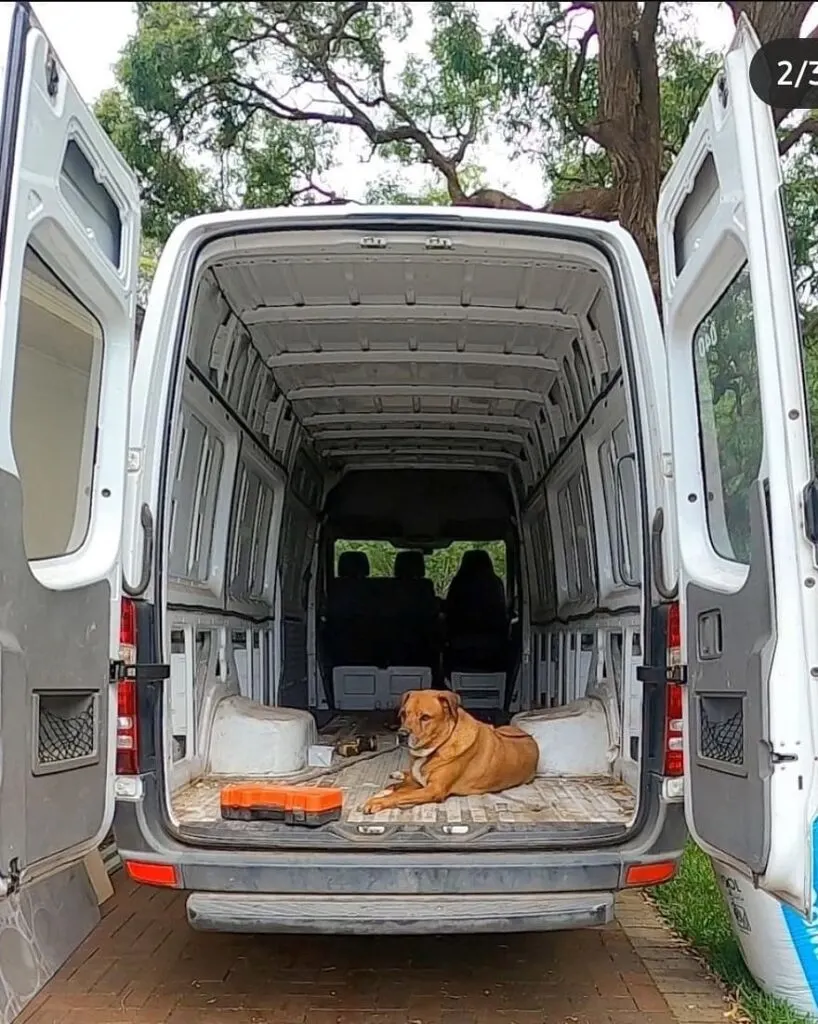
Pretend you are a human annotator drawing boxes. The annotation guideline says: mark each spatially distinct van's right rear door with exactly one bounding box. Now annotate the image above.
[657,16,818,916]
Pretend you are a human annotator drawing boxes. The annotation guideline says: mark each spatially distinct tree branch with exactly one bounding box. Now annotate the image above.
[779,116,818,155]
[567,25,596,109]
[253,4,473,203]
[287,179,357,206]
[635,1,662,126]
[525,2,593,50]
[319,0,369,59]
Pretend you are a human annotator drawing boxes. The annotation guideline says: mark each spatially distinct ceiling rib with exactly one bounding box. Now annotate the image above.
[285,383,547,402]
[302,412,534,429]
[267,350,558,371]
[313,428,528,444]
[242,305,578,329]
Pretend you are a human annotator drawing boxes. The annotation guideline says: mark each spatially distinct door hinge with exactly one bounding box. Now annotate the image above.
[45,50,60,99]
[636,665,688,684]
[771,751,799,765]
[109,662,171,684]
[0,857,21,898]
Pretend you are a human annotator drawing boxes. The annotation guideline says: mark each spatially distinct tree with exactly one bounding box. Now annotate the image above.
[96,1,818,294]
[95,86,218,247]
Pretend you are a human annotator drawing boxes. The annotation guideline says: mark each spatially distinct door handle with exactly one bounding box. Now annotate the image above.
[122,502,154,598]
[651,507,679,601]
[697,609,723,659]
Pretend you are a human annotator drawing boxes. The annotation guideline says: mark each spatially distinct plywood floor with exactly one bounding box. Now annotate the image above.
[172,716,636,828]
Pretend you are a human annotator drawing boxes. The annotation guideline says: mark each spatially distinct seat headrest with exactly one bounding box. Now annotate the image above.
[459,548,494,575]
[394,550,426,579]
[337,550,370,579]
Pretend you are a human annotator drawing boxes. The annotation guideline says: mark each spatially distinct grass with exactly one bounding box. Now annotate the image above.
[650,842,815,1024]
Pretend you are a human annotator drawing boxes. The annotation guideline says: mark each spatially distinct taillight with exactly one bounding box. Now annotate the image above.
[663,601,684,777]
[664,681,684,776]
[666,601,681,666]
[116,598,139,775]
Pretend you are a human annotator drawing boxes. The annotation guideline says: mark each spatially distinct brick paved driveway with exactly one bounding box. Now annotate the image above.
[18,873,730,1024]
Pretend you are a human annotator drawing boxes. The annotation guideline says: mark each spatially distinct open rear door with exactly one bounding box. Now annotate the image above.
[0,0,140,1012]
[658,15,818,915]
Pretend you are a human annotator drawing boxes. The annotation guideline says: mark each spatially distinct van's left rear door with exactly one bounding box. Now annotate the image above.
[0,0,140,1013]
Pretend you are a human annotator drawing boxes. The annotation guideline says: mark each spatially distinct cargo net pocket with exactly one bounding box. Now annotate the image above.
[37,693,97,766]
[698,695,744,766]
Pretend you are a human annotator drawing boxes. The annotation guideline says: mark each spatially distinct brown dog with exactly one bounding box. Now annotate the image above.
[362,690,540,815]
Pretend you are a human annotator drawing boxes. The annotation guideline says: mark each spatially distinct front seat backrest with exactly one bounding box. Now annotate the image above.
[337,549,370,579]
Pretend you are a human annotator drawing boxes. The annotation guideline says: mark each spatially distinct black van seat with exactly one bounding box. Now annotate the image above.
[444,549,508,671]
[393,549,431,587]
[443,549,508,708]
[337,549,369,581]
[326,550,377,668]
[387,551,439,670]
[329,550,439,710]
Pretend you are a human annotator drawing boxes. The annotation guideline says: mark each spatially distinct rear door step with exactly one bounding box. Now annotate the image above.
[174,817,629,849]
[187,890,613,934]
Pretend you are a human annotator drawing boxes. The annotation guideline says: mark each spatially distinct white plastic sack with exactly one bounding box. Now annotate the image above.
[713,834,818,1018]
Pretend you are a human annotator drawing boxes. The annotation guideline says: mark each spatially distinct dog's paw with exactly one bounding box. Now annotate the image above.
[389,770,406,782]
[362,794,391,815]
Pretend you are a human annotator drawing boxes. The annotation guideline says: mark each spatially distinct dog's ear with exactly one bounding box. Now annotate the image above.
[437,690,461,718]
[398,690,412,714]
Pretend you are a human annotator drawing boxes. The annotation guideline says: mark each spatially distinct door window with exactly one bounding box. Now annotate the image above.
[692,264,763,565]
[10,246,103,561]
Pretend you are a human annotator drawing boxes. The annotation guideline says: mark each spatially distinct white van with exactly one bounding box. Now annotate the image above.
[2,1,817,1015]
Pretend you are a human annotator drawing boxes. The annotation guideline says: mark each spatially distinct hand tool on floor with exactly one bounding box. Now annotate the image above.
[335,734,378,758]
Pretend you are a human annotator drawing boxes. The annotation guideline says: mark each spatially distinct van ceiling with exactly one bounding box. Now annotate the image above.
[205,229,619,484]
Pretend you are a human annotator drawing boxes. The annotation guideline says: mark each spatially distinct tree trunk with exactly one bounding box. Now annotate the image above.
[592,2,664,295]
[450,1,811,305]
[728,1,812,43]
[547,186,619,220]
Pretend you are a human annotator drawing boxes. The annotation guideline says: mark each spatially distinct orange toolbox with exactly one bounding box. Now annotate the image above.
[219,784,343,827]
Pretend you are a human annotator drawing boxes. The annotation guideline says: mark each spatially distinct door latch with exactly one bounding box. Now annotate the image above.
[109,662,171,684]
[636,664,688,684]
[0,857,21,898]
[770,751,799,765]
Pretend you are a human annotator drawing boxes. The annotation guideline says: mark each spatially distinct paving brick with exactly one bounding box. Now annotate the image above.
[663,992,730,1020]
[18,872,732,1024]
[625,983,671,1013]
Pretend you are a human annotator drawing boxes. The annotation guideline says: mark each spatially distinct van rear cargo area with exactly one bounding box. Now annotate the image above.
[171,713,636,836]
[157,222,651,852]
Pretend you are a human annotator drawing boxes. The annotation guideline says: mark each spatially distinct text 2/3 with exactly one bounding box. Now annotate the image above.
[777,59,818,89]
[749,38,818,110]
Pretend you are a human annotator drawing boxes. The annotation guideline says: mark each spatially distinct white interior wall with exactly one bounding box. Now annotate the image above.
[164,269,323,790]
[523,375,644,790]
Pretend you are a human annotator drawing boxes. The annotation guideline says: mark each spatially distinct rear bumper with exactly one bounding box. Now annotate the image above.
[186,890,614,934]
